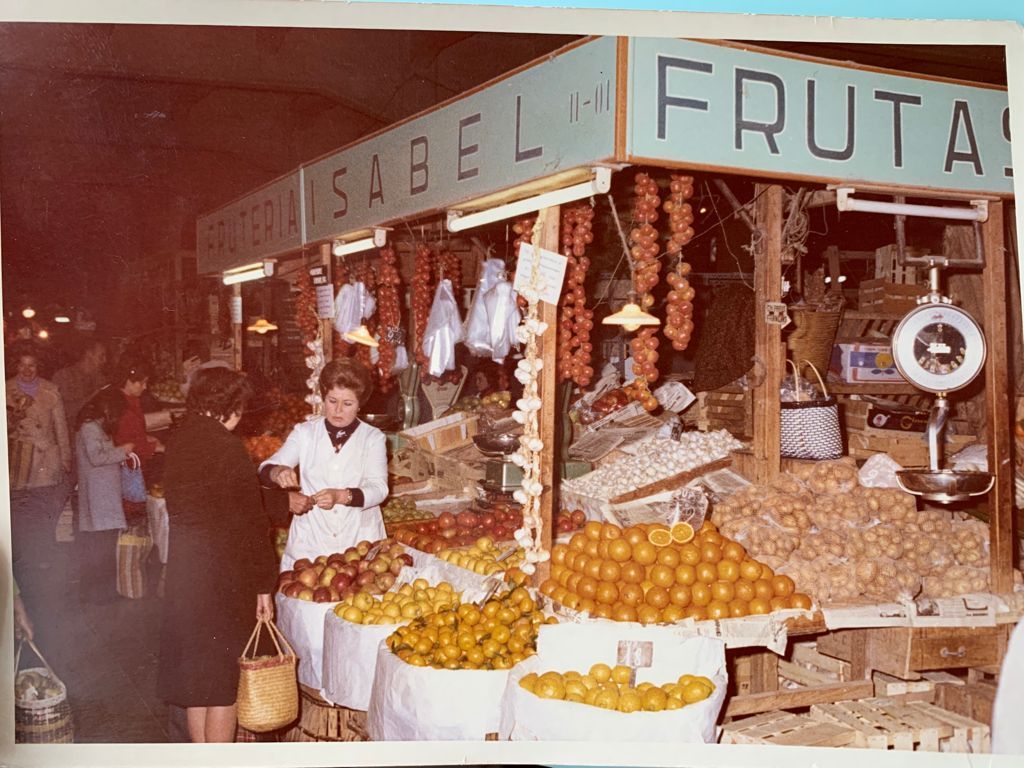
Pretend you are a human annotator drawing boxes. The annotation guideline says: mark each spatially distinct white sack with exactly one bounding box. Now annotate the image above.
[464,259,506,356]
[484,280,521,363]
[499,622,727,742]
[274,593,339,690]
[858,452,904,488]
[422,279,464,377]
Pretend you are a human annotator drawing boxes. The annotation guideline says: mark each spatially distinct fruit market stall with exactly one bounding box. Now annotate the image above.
[193,35,1019,752]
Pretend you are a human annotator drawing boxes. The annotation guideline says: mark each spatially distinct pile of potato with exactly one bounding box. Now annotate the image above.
[711,459,1008,604]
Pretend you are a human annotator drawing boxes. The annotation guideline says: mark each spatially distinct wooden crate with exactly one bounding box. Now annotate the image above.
[721,711,859,747]
[281,687,369,742]
[858,278,928,314]
[874,244,921,285]
[810,697,990,752]
[935,681,997,727]
[847,430,976,467]
[399,412,479,453]
[725,655,874,719]
[694,386,752,438]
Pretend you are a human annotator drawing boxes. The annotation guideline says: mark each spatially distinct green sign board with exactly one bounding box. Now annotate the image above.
[627,38,1012,195]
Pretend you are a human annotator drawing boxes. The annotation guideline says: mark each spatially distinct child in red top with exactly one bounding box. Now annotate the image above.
[112,361,164,469]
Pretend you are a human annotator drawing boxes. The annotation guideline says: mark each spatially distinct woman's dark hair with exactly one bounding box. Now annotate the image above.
[186,368,254,421]
[113,359,151,388]
[319,358,372,405]
[77,386,126,435]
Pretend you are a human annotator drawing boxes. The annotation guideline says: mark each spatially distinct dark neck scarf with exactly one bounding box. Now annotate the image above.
[325,419,358,453]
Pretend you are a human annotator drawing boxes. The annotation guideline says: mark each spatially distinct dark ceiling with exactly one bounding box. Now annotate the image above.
[0,23,1008,328]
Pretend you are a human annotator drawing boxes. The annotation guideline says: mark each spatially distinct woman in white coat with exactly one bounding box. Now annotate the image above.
[260,359,389,571]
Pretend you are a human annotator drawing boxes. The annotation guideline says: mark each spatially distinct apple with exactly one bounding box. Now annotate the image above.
[492,525,509,541]
[318,566,338,587]
[328,586,340,602]
[338,564,359,580]
[315,555,329,566]
[427,540,445,555]
[283,583,304,598]
[479,512,495,528]
[376,572,396,591]
[313,587,332,603]
[331,572,353,591]
[439,527,458,540]
[340,585,358,601]
[438,512,456,530]
[298,588,314,601]
[277,569,296,584]
[571,509,586,527]
[293,558,313,571]
[364,581,383,596]
[356,571,377,586]
[398,553,414,567]
[296,568,319,588]
[326,556,346,570]
[356,541,371,556]
[368,557,390,575]
[389,558,404,576]
[456,511,478,529]
[343,550,361,564]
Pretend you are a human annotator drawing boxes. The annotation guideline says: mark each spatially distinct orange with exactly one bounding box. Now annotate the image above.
[706,599,729,620]
[640,579,655,594]
[685,605,708,621]
[700,542,723,564]
[647,526,672,547]
[674,563,697,585]
[637,605,661,625]
[562,593,581,610]
[552,586,569,605]
[596,581,619,605]
[717,560,740,582]
[574,554,591,575]
[670,522,695,544]
[645,585,670,609]
[585,557,604,580]
[564,551,579,571]
[791,592,813,610]
[699,520,718,534]
[656,547,681,569]
[734,579,756,602]
[539,579,558,597]
[695,562,717,584]
[608,539,632,563]
[728,599,749,618]
[619,582,643,607]
[679,543,702,566]
[772,574,796,597]
[650,564,676,589]
[760,563,776,580]
[577,576,598,600]
[661,604,685,623]
[711,580,735,603]
[769,596,790,611]
[593,604,613,619]
[698,528,723,546]
[623,526,647,547]
[748,597,771,615]
[632,541,657,566]
[557,568,572,588]
[569,533,587,552]
[551,544,568,566]
[599,560,621,582]
[669,583,692,608]
[611,603,638,622]
[578,597,597,614]
[690,582,712,607]
[620,562,645,584]
[722,540,746,563]
[601,523,622,540]
[739,559,763,581]
[753,578,774,600]
[597,540,610,560]
[584,521,603,541]
[566,573,583,593]
[584,539,600,558]
[550,564,566,582]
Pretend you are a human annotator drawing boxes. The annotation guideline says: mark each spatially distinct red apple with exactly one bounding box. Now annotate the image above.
[313,587,332,603]
[328,586,340,602]
[277,569,296,584]
[297,568,318,588]
[398,553,414,567]
[356,571,377,586]
[376,572,396,591]
[340,585,358,601]
[492,525,509,541]
[571,509,586,527]
[331,573,353,591]
[338,564,358,580]
[456,511,478,529]
[368,557,390,575]
[439,527,458,540]
[357,560,371,574]
[283,583,304,598]
[479,512,495,528]
[426,520,439,534]
[438,512,456,530]
[427,540,445,555]
[293,558,313,571]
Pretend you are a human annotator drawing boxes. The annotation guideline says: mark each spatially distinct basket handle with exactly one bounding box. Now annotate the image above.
[242,617,295,661]
[785,359,804,402]
[14,639,56,678]
[799,359,831,399]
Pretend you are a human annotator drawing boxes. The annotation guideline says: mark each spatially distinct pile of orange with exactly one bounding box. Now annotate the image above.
[385,587,556,670]
[539,520,812,624]
[519,663,715,712]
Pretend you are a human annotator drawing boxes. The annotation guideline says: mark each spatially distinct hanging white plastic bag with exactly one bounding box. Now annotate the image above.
[485,280,521,363]
[464,259,505,356]
[422,279,464,377]
[392,344,409,374]
[333,282,375,337]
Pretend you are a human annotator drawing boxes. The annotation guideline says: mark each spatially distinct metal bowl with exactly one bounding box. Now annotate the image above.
[896,469,994,503]
[472,433,520,457]
[362,413,399,431]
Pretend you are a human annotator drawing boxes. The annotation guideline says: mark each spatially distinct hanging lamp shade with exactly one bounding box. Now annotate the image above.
[602,302,660,332]
[246,318,279,334]
[343,324,379,348]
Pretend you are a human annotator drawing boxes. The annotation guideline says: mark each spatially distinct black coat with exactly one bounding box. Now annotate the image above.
[156,414,277,708]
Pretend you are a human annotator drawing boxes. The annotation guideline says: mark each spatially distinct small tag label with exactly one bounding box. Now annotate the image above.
[765,302,790,328]
[616,640,653,669]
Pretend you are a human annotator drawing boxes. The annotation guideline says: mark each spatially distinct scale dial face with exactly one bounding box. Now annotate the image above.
[892,303,986,393]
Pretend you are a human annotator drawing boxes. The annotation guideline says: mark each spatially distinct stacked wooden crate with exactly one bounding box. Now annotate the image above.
[692,384,752,438]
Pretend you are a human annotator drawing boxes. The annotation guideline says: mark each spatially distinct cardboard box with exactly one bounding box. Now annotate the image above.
[830,342,906,383]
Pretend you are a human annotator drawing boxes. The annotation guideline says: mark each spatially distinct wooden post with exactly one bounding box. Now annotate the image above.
[752,184,784,483]
[982,201,1014,593]
[231,283,243,371]
[534,205,561,584]
[319,243,334,363]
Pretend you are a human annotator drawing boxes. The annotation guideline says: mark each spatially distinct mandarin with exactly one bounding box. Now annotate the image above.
[690,582,712,606]
[679,543,702,566]
[637,605,660,625]
[685,605,708,621]
[748,597,771,615]
[596,581,619,605]
[772,574,796,597]
[791,592,813,610]
[669,583,692,608]
[739,559,763,581]
[584,521,603,541]
[695,562,718,584]
[619,582,643,607]
[661,604,686,623]
[717,560,740,582]
[722,541,746,563]
[645,585,670,609]
[623,526,647,547]
[601,524,622,540]
[711,580,735,603]
[700,542,723,564]
[734,579,756,602]
[674,563,697,585]
[632,541,657,565]
[650,564,676,589]
[611,603,637,622]
[728,599,749,618]
[620,561,645,584]
[599,560,621,582]
[608,539,632,563]
[706,600,730,620]
[753,578,775,600]
[656,547,681,568]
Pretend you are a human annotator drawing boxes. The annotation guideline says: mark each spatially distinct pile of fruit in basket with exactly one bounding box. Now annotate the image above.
[382,497,433,524]
[437,537,527,575]
[555,509,587,534]
[385,587,554,670]
[394,507,525,551]
[539,520,812,624]
[520,664,714,712]
[276,539,413,602]
[15,669,63,702]
[335,579,461,624]
[244,434,284,464]
[149,379,185,404]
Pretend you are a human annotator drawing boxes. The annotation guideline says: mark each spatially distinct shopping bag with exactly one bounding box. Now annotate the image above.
[237,618,299,733]
[121,453,147,503]
[116,524,153,599]
[780,360,843,460]
[14,639,74,743]
[8,440,34,488]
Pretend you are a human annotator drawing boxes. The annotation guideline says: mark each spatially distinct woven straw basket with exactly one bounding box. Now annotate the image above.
[780,360,843,461]
[237,618,299,733]
[15,640,74,744]
[786,306,843,379]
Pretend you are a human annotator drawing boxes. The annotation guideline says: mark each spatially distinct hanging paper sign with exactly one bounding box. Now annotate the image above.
[229,296,242,325]
[316,285,335,319]
[513,243,568,306]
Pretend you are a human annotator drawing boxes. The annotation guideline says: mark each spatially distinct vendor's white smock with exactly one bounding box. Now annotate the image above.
[260,417,388,571]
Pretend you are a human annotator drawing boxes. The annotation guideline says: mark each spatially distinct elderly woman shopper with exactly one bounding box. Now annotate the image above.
[6,346,72,593]
[75,387,135,603]
[157,368,276,743]
[260,358,389,571]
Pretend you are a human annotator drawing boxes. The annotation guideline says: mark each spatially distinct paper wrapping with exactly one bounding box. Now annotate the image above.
[320,561,494,710]
[274,593,338,690]
[145,495,169,564]
[366,641,513,740]
[499,622,727,742]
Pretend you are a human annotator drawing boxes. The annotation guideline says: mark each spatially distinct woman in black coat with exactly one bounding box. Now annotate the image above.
[156,368,277,742]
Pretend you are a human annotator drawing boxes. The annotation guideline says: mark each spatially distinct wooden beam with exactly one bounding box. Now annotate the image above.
[752,184,784,483]
[319,243,333,362]
[534,205,561,585]
[983,200,1014,593]
[231,283,243,371]
[725,680,875,718]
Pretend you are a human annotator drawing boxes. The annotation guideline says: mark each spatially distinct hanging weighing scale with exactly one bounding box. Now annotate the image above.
[888,237,993,503]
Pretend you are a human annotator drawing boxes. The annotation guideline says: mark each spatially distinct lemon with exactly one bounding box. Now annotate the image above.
[413,578,429,590]
[564,679,587,699]
[642,687,668,711]
[593,688,619,710]
[665,697,684,710]
[617,689,643,713]
[611,665,632,685]
[342,606,364,623]
[589,663,612,683]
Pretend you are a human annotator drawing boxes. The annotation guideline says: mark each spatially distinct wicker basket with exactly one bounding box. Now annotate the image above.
[237,618,299,733]
[15,640,74,744]
[786,306,843,379]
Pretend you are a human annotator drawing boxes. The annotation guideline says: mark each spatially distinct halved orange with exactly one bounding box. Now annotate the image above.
[647,527,672,547]
[670,522,695,544]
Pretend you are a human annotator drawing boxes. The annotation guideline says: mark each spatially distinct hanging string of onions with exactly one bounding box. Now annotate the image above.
[557,204,595,389]
[376,245,402,392]
[663,174,697,351]
[411,242,435,379]
[628,172,662,386]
